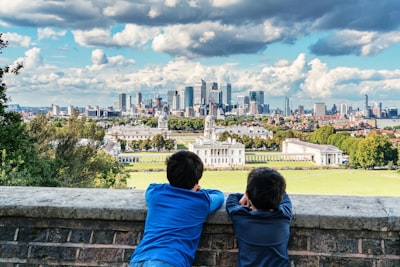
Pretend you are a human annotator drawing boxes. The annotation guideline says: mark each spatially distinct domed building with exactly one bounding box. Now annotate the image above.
[189,115,245,167]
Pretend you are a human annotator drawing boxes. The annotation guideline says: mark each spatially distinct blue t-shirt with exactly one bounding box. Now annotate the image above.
[226,193,292,267]
[130,183,224,267]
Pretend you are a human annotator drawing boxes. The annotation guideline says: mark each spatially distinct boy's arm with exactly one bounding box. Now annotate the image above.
[280,193,292,217]
[225,193,244,215]
[205,189,225,213]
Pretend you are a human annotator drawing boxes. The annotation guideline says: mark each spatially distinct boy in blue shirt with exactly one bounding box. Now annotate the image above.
[226,167,292,267]
[129,150,224,267]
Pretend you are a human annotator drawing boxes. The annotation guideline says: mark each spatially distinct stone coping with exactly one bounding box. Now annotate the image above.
[1,186,399,231]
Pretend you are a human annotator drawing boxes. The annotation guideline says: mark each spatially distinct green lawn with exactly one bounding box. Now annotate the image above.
[127,169,400,197]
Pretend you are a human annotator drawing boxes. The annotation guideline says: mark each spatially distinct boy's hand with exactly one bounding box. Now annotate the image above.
[239,194,251,207]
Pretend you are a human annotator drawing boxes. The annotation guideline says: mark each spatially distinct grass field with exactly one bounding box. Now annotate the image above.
[127,168,400,197]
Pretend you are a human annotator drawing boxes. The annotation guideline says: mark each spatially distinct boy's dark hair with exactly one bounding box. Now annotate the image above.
[246,167,286,210]
[166,151,204,190]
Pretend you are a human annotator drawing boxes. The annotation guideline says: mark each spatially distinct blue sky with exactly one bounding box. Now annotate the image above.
[1,0,400,111]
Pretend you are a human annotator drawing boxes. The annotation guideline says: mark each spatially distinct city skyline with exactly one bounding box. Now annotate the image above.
[1,0,400,109]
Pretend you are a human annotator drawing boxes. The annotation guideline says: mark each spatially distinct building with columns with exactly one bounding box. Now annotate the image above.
[189,115,245,167]
[282,138,343,165]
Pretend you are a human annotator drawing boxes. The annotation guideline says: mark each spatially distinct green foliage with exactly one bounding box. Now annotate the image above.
[310,125,336,144]
[218,131,231,141]
[356,134,397,169]
[167,117,204,131]
[151,134,165,151]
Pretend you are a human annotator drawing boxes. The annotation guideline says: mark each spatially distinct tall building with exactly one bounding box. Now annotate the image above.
[153,94,162,110]
[340,103,348,117]
[119,93,127,111]
[313,103,326,116]
[249,90,264,114]
[136,92,142,107]
[284,96,290,117]
[184,86,194,108]
[297,105,304,115]
[67,105,74,116]
[221,83,232,107]
[194,79,206,106]
[167,90,178,109]
[51,104,60,116]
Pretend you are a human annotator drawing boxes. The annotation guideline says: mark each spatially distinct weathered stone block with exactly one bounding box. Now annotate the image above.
[114,231,140,246]
[29,245,76,261]
[92,230,114,244]
[193,250,216,266]
[384,238,400,255]
[69,229,91,243]
[362,238,383,255]
[319,256,375,267]
[78,247,124,262]
[0,226,16,241]
[289,255,319,267]
[47,228,70,243]
[17,228,47,242]
[0,244,29,258]
[376,258,400,267]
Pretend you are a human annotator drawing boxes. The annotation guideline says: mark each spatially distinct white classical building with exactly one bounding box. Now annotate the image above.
[214,124,273,139]
[282,138,343,165]
[104,112,172,142]
[189,115,245,167]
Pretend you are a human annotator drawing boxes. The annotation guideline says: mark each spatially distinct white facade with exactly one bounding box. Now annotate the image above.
[282,138,343,165]
[189,115,245,167]
[204,114,273,140]
[189,137,245,167]
[313,103,326,116]
[104,113,172,142]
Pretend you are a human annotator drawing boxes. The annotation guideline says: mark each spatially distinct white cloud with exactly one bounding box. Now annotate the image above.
[38,27,67,40]
[21,47,43,69]
[91,49,108,65]
[212,0,242,7]
[165,0,180,7]
[3,32,31,47]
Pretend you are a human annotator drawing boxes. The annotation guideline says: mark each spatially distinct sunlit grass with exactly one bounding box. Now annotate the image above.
[127,168,400,197]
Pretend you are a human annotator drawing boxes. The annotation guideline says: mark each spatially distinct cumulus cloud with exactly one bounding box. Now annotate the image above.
[2,0,400,107]
[91,49,108,65]
[38,27,67,40]
[1,0,400,58]
[22,47,43,69]
[3,32,31,47]
[310,30,400,56]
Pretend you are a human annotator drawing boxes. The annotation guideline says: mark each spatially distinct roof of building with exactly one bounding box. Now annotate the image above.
[284,138,342,153]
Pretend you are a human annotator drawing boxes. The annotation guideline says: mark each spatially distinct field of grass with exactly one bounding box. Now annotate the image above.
[127,168,400,197]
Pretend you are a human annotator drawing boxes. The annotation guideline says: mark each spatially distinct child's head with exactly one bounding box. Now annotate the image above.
[246,167,286,210]
[166,150,204,190]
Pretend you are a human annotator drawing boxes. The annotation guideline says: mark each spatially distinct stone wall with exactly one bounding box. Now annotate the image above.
[0,186,399,266]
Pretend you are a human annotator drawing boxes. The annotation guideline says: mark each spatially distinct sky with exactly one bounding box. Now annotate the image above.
[1,0,400,111]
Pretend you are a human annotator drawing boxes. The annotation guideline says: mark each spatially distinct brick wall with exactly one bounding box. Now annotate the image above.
[0,187,399,266]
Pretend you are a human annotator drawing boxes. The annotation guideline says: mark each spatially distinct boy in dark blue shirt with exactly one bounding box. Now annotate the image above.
[226,167,292,267]
[129,151,224,267]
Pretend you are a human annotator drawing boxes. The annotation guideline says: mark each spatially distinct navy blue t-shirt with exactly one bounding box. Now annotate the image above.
[226,193,292,267]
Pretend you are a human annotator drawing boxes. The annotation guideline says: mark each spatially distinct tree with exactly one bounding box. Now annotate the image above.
[310,125,336,144]
[218,131,231,141]
[151,134,165,151]
[241,135,254,149]
[356,134,397,169]
[164,139,175,151]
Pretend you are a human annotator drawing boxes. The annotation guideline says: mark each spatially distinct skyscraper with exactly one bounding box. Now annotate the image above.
[313,103,326,116]
[136,92,142,107]
[184,86,194,108]
[284,96,290,117]
[167,90,178,108]
[194,79,206,106]
[119,93,127,111]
